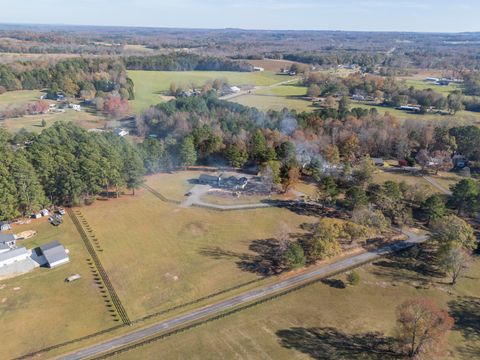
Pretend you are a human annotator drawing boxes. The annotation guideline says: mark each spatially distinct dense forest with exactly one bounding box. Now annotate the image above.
[124,54,252,72]
[135,94,480,175]
[0,123,144,221]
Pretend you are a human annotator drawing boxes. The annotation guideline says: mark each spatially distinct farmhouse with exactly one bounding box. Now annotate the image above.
[38,241,70,268]
[198,174,221,186]
[0,247,29,268]
[114,128,129,137]
[0,234,16,248]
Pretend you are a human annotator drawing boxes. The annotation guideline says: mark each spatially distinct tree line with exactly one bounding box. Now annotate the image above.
[124,54,253,72]
[0,123,144,221]
[0,58,134,100]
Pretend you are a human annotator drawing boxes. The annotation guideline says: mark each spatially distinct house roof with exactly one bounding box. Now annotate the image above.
[199,174,220,182]
[39,241,69,265]
[0,234,15,244]
[0,247,28,262]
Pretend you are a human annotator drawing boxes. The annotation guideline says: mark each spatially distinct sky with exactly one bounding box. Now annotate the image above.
[0,0,479,33]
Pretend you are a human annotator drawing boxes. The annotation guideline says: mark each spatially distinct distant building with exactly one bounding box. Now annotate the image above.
[352,94,365,101]
[38,241,70,268]
[397,105,421,112]
[0,247,29,267]
[253,66,264,72]
[114,128,129,137]
[70,104,81,112]
[198,174,222,186]
[229,86,241,93]
[0,222,11,232]
[372,158,384,167]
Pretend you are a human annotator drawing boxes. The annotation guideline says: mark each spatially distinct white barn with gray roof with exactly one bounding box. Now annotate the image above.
[39,241,70,268]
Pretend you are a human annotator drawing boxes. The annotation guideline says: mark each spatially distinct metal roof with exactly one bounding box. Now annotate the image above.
[0,247,28,262]
[0,234,15,244]
[39,241,69,265]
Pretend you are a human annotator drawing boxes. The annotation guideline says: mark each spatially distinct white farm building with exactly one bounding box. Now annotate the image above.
[38,241,70,268]
[0,247,29,267]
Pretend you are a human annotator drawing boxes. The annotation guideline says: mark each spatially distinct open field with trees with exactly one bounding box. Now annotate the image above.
[0,89,44,110]
[1,108,109,133]
[231,94,315,112]
[127,70,286,112]
[114,247,480,360]
[0,216,114,359]
[79,180,316,319]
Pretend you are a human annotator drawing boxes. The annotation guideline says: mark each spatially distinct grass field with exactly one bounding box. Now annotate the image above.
[127,70,287,112]
[1,108,108,133]
[352,103,480,124]
[115,249,480,360]
[254,84,307,97]
[402,79,461,95]
[242,59,297,72]
[79,174,316,319]
[0,216,113,359]
[0,89,44,110]
[231,94,315,112]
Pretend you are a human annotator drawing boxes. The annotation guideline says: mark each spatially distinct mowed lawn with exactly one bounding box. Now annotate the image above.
[231,94,315,112]
[2,108,108,133]
[352,102,480,124]
[254,84,307,97]
[128,70,286,112]
[115,251,480,360]
[79,179,315,320]
[0,216,113,359]
[0,89,44,110]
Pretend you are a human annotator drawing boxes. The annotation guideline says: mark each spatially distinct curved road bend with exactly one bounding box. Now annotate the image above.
[59,231,427,360]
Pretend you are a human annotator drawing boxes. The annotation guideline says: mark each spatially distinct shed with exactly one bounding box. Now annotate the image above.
[372,158,384,166]
[39,241,70,268]
[0,247,29,267]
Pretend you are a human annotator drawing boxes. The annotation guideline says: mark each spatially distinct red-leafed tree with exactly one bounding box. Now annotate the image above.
[103,92,130,118]
[396,298,454,358]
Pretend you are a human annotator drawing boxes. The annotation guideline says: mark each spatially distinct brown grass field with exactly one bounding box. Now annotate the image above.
[0,217,113,359]
[114,248,480,360]
[79,174,316,319]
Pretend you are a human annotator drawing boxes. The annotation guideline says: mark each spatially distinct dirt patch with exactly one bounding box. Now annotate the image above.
[179,221,207,237]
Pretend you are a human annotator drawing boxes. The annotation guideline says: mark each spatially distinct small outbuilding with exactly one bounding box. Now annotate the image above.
[372,158,384,167]
[39,241,70,268]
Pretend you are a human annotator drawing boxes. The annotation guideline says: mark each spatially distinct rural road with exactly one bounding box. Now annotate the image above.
[58,230,427,360]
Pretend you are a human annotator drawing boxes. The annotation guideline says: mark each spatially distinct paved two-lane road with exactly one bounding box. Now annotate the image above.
[59,230,427,360]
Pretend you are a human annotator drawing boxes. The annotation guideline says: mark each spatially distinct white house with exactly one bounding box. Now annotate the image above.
[70,104,81,112]
[39,241,70,268]
[114,128,129,137]
[230,86,241,93]
[0,247,29,267]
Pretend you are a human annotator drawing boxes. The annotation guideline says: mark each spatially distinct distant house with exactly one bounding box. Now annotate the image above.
[397,105,421,112]
[425,77,439,82]
[0,247,29,267]
[38,241,70,268]
[352,94,365,101]
[114,128,129,137]
[69,104,81,112]
[198,174,221,186]
[229,86,241,93]
[452,154,468,168]
[372,158,384,167]
[0,234,16,248]
[253,66,265,72]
